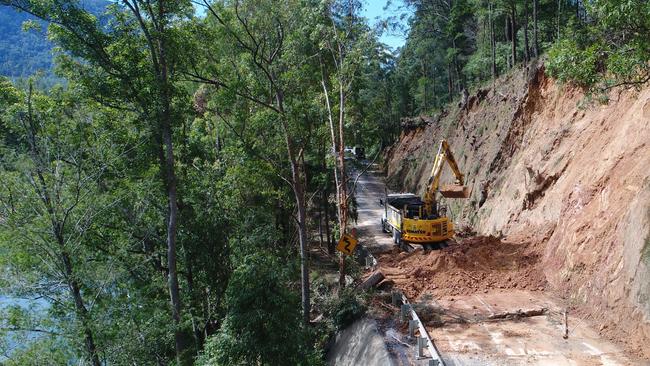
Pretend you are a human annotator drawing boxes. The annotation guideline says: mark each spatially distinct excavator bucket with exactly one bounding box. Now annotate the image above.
[440,184,471,198]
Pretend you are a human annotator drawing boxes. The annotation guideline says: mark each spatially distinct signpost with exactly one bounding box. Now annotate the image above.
[336,233,358,255]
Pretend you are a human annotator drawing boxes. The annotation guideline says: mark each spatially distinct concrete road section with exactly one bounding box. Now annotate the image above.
[424,290,634,366]
[352,163,395,254]
[326,317,397,366]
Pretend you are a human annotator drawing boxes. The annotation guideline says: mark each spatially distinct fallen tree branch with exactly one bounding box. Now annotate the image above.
[358,271,385,290]
[487,307,548,320]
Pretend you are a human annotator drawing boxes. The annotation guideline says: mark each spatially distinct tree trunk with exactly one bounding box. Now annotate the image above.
[489,0,497,78]
[62,248,101,366]
[160,52,185,366]
[277,117,310,324]
[447,62,454,98]
[323,177,333,254]
[453,62,460,94]
[156,2,187,362]
[318,202,324,248]
[291,159,311,324]
[524,0,530,63]
[320,71,349,287]
[294,180,311,324]
[431,66,437,106]
[358,271,385,290]
[183,246,203,348]
[317,150,325,250]
[510,6,517,67]
[162,120,185,364]
[26,85,101,366]
[275,83,310,324]
[421,61,426,111]
[557,0,562,41]
[336,80,349,288]
[451,37,463,93]
[505,17,512,68]
[533,0,539,57]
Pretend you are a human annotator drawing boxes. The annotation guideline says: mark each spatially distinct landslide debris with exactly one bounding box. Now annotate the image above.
[376,236,547,300]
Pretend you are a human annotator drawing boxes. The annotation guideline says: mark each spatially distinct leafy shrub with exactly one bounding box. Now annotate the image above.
[326,288,367,330]
[548,0,650,93]
[197,253,322,366]
[547,40,601,87]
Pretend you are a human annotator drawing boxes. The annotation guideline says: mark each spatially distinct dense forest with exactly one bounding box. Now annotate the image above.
[0,0,647,365]
[395,0,650,113]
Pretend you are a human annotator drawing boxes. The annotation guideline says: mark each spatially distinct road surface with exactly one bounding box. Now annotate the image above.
[346,162,635,366]
[353,163,395,254]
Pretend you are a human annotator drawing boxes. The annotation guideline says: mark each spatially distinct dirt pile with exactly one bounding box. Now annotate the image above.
[377,236,547,299]
[384,62,650,357]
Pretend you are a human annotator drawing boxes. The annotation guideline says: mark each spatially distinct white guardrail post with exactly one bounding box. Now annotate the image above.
[400,291,446,366]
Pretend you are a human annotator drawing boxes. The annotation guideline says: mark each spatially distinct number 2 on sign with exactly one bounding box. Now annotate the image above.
[336,234,358,256]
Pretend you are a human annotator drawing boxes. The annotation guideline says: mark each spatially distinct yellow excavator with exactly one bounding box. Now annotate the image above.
[381,140,470,248]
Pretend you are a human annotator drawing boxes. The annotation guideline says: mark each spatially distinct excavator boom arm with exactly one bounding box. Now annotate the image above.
[423,140,469,215]
[440,140,465,185]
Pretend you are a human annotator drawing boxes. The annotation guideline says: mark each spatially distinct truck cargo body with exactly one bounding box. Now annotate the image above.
[381,193,454,245]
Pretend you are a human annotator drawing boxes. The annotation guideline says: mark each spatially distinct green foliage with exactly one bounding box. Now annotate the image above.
[197,253,322,366]
[0,337,73,366]
[324,288,367,330]
[547,40,600,86]
[643,208,650,267]
[397,0,477,113]
[548,0,650,92]
[643,235,650,265]
[3,0,360,362]
[397,0,650,113]
[0,82,128,362]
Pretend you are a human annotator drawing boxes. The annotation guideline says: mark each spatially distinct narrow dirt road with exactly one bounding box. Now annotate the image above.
[327,162,406,366]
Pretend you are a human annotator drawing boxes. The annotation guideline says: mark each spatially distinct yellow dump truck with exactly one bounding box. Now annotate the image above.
[381,140,470,248]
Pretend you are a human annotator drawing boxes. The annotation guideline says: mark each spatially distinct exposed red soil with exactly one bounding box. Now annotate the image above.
[382,63,650,359]
[376,236,547,300]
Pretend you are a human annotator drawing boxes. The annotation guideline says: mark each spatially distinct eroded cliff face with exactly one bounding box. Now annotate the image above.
[385,63,650,357]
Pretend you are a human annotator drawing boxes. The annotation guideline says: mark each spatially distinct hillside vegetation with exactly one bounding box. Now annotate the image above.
[396,0,650,113]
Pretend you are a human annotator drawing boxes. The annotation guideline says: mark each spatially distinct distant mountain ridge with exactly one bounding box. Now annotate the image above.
[0,0,109,81]
[0,8,53,79]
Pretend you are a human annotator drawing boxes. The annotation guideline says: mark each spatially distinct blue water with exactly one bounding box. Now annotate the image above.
[0,295,37,308]
[0,295,50,359]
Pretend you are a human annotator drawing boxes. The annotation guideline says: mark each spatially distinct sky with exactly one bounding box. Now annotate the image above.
[361,0,411,50]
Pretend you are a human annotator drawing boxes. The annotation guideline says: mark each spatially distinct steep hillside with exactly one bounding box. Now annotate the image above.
[384,63,650,357]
